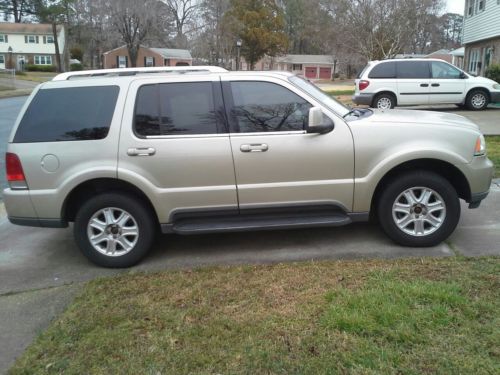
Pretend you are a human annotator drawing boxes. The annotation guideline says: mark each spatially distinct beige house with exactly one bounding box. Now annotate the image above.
[103,46,192,69]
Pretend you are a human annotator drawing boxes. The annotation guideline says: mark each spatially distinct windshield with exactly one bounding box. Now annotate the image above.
[289,76,351,117]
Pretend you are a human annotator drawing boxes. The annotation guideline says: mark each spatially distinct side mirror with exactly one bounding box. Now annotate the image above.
[307,107,334,134]
[460,71,468,79]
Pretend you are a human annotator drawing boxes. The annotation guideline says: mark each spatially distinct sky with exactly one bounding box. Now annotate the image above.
[446,0,465,15]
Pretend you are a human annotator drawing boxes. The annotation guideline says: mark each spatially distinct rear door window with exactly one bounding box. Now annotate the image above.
[14,86,119,143]
[134,82,219,136]
[397,61,430,79]
[368,61,396,78]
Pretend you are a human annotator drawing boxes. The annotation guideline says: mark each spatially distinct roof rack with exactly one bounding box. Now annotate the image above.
[52,66,228,81]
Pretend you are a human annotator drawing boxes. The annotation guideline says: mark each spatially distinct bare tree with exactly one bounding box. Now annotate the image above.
[0,0,35,22]
[161,0,199,48]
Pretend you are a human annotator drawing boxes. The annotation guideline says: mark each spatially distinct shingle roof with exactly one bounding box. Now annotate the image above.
[0,22,63,34]
[150,48,192,60]
[276,54,335,65]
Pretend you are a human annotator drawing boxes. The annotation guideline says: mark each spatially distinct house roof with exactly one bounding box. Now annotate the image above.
[276,54,335,65]
[426,49,451,56]
[450,47,465,57]
[0,22,63,35]
[150,48,192,60]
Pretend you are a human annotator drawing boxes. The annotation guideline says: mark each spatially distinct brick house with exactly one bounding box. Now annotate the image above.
[0,23,65,70]
[103,46,192,69]
[463,0,500,76]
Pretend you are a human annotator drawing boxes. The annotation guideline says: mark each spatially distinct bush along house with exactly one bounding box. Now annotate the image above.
[0,23,65,71]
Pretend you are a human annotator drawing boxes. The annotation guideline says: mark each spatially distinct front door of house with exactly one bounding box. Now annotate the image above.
[17,56,26,71]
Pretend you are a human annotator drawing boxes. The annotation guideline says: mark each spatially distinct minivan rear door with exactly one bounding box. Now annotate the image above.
[396,60,431,105]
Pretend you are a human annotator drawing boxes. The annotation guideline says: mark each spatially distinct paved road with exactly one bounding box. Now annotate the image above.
[0,97,28,197]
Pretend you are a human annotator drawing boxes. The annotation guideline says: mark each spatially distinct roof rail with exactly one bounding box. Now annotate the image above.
[52,66,228,81]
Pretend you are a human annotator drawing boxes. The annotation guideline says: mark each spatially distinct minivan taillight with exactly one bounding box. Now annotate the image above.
[6,152,28,190]
[359,80,370,91]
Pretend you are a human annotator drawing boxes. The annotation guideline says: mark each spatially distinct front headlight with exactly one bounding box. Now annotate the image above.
[474,135,486,156]
[493,83,500,90]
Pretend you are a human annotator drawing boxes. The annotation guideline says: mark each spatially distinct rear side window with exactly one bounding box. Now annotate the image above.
[134,82,218,136]
[397,61,430,79]
[368,61,396,78]
[230,81,311,133]
[15,86,119,143]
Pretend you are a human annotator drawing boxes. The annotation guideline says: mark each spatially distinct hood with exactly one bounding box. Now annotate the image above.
[361,109,480,132]
[470,75,498,86]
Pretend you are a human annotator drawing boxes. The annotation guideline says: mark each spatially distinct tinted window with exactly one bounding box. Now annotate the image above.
[230,82,311,133]
[368,61,396,78]
[15,86,119,143]
[135,82,218,136]
[397,61,430,79]
[431,61,461,79]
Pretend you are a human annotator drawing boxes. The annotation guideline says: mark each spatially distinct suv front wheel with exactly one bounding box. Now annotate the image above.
[377,171,460,247]
[74,192,156,268]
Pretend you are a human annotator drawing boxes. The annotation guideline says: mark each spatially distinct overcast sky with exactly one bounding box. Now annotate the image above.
[447,0,465,14]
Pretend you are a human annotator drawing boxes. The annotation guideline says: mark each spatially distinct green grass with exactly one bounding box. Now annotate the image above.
[324,89,355,96]
[0,85,12,91]
[9,257,500,374]
[486,136,500,177]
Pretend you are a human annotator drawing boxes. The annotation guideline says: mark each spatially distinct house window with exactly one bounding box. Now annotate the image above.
[468,49,480,74]
[477,0,485,12]
[145,56,154,67]
[25,35,39,44]
[0,34,7,43]
[292,64,303,71]
[0,55,5,64]
[34,55,53,65]
[118,56,127,68]
[467,0,475,16]
[43,35,54,44]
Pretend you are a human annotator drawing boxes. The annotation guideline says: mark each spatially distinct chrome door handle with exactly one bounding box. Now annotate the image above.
[127,147,156,156]
[240,144,269,153]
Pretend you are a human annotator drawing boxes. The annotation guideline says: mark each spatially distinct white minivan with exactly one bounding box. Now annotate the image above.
[353,58,500,110]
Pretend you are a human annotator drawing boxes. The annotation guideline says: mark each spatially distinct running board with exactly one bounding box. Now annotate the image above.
[163,211,353,235]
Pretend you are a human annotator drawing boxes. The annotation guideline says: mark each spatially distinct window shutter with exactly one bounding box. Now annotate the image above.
[125,56,128,67]
[144,56,147,67]
[5,35,7,43]
[25,35,28,43]
[153,57,155,67]
[116,56,119,68]
[43,36,46,44]
[36,36,39,43]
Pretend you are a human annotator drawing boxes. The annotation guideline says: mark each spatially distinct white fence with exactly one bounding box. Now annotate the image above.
[0,69,16,90]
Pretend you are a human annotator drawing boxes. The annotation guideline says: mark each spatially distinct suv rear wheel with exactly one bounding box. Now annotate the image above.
[377,171,460,247]
[74,193,155,268]
[465,89,489,110]
[373,93,396,110]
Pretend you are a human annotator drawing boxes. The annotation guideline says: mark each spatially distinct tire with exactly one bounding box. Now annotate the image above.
[465,89,489,111]
[74,192,156,268]
[372,93,396,110]
[377,171,460,247]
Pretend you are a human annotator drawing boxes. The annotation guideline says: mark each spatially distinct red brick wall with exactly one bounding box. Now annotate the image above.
[103,47,192,68]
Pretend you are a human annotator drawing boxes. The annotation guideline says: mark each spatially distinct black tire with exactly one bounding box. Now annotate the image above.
[372,93,396,109]
[377,171,460,247]
[465,89,489,111]
[74,192,156,268]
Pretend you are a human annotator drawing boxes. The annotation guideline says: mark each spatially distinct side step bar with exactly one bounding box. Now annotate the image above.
[161,210,367,235]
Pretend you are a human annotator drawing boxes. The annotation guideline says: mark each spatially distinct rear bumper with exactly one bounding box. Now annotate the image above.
[352,93,375,106]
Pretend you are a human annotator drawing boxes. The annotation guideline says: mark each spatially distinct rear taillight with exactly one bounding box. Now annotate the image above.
[6,152,28,190]
[359,80,370,91]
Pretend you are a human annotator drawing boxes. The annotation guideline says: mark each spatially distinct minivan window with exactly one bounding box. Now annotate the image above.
[431,61,462,79]
[368,61,396,78]
[397,61,430,79]
[230,81,311,133]
[14,86,119,143]
[135,82,218,136]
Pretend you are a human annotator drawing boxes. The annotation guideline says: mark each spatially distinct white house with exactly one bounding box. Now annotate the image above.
[463,0,500,76]
[0,23,66,70]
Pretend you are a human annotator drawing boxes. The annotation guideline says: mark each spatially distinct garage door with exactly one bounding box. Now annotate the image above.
[319,67,332,79]
[305,67,317,79]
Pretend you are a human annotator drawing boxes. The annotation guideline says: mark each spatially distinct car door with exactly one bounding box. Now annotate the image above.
[429,61,466,104]
[222,76,355,212]
[396,60,431,105]
[118,75,238,224]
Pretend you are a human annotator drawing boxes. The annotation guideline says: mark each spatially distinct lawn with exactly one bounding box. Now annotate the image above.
[15,71,57,83]
[10,257,499,374]
[486,136,500,176]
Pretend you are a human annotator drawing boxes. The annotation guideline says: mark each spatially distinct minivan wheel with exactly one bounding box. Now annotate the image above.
[373,93,396,110]
[74,193,155,268]
[466,90,489,110]
[377,171,460,247]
